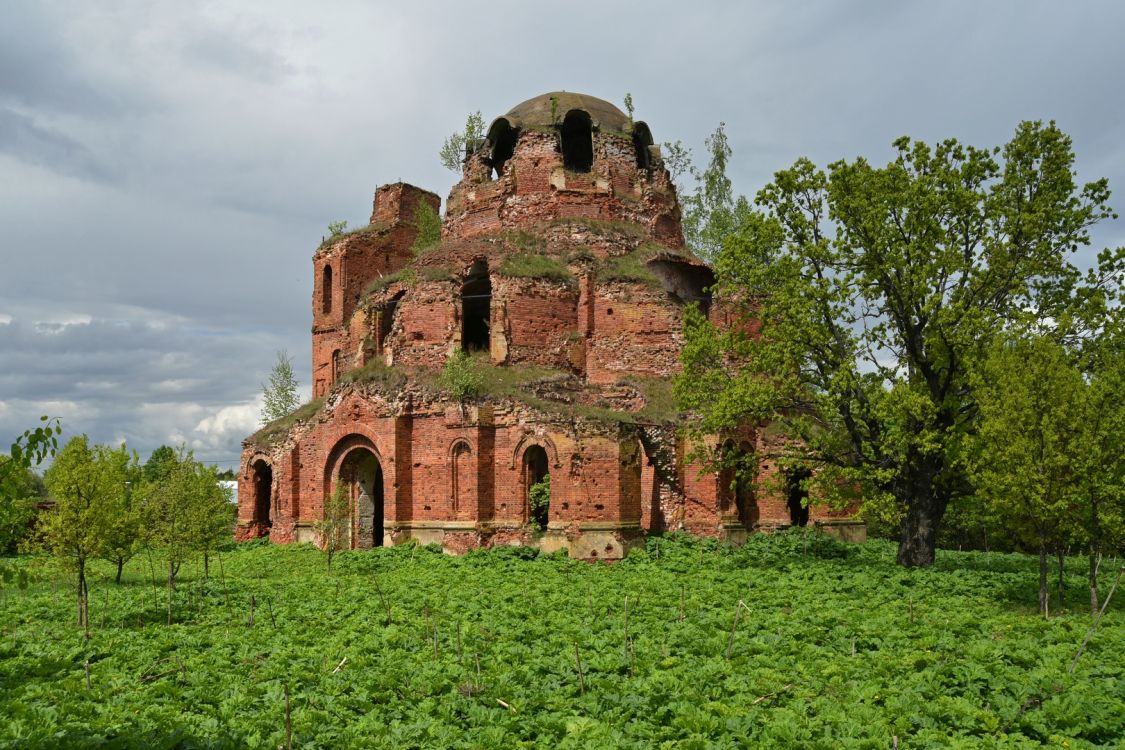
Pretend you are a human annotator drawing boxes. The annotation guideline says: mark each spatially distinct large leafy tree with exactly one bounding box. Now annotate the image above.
[677,121,1123,567]
[41,436,132,628]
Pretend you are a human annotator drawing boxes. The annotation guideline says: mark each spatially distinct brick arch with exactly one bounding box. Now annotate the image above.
[509,433,561,470]
[448,437,473,457]
[324,433,385,487]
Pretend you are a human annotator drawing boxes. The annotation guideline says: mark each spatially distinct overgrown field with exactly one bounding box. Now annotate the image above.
[1,533,1123,749]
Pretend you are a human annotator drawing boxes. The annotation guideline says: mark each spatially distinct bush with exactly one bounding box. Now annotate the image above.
[439,351,484,401]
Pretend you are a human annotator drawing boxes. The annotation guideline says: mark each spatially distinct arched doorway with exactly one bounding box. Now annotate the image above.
[786,467,811,527]
[462,260,491,352]
[250,459,272,535]
[523,445,550,529]
[337,448,385,548]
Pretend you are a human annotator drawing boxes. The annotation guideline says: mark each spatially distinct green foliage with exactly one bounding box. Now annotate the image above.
[527,474,550,531]
[139,448,234,588]
[439,350,484,401]
[410,202,442,255]
[41,436,137,626]
[496,253,576,285]
[439,111,486,172]
[0,457,44,554]
[599,249,660,286]
[260,349,300,425]
[623,92,634,124]
[661,139,693,184]
[0,535,1123,747]
[677,124,753,262]
[314,482,351,572]
[327,219,348,237]
[341,359,408,390]
[143,444,178,483]
[317,221,389,251]
[677,121,1125,568]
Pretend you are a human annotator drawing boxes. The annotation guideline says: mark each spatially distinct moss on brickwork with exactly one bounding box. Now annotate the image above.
[341,359,408,390]
[316,222,389,252]
[249,397,326,447]
[598,249,660,286]
[496,254,576,285]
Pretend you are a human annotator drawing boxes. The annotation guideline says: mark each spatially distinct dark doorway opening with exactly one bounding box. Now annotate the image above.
[524,445,550,529]
[340,449,384,548]
[786,468,811,527]
[251,459,272,532]
[560,110,593,172]
[633,122,653,170]
[461,260,491,352]
[488,118,519,179]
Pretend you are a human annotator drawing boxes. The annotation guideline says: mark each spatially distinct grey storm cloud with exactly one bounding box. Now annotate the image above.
[2,0,1124,467]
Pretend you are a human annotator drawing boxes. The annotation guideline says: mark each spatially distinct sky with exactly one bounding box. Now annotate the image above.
[2,0,1124,470]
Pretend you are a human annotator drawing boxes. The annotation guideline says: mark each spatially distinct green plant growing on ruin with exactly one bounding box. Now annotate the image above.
[497,254,576,285]
[410,202,442,254]
[439,111,485,172]
[327,220,348,237]
[313,482,351,573]
[623,93,635,125]
[439,350,484,401]
[260,350,300,424]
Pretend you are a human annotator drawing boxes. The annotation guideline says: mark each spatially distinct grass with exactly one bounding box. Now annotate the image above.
[1,534,1122,748]
[248,398,325,448]
[316,222,389,252]
[496,254,576,285]
[340,359,408,390]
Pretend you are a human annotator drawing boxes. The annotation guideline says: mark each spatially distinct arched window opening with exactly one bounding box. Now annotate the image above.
[377,290,405,354]
[331,349,342,383]
[786,467,811,527]
[461,260,491,352]
[451,441,472,513]
[487,118,519,180]
[322,265,333,315]
[632,122,654,170]
[523,445,550,529]
[560,110,593,172]
[338,449,384,548]
[251,459,273,532]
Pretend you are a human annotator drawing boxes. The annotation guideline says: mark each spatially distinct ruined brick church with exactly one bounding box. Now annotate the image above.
[236,92,855,558]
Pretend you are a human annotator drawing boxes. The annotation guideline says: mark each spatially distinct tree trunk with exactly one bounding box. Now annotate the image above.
[1039,542,1049,617]
[76,559,88,629]
[167,560,175,625]
[115,556,124,585]
[204,551,210,580]
[1056,546,1065,610]
[1089,547,1100,616]
[895,467,946,567]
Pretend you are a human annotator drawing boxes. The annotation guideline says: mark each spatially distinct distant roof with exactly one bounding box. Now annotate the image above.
[503,91,632,132]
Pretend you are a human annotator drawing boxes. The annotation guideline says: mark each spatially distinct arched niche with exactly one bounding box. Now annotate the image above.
[560,109,593,172]
[486,117,520,179]
[461,259,491,352]
[322,265,333,315]
[632,121,654,170]
[324,434,387,549]
[450,439,473,514]
[248,457,273,533]
[522,444,550,529]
